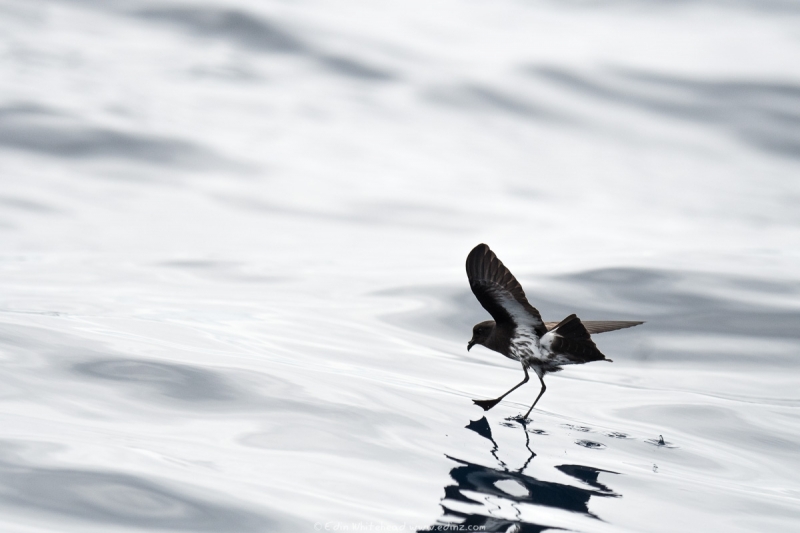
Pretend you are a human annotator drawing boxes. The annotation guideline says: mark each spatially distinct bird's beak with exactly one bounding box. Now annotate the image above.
[467,340,475,351]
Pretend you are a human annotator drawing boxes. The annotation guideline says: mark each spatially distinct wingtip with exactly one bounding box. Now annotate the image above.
[466,243,492,277]
[467,243,490,258]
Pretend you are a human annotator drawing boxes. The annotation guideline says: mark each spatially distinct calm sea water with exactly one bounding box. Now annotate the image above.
[0,1,799,532]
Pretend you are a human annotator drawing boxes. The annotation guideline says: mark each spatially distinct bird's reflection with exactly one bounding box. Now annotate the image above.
[426,417,619,532]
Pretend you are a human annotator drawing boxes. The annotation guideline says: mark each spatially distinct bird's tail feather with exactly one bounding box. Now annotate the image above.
[549,314,608,363]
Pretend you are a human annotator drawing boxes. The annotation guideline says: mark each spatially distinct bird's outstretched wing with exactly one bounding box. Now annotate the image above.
[544,320,644,334]
[466,244,547,337]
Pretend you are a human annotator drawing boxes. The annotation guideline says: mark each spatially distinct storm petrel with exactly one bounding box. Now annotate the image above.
[466,244,643,418]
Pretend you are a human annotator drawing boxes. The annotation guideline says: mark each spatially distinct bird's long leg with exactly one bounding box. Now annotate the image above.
[523,374,546,419]
[473,365,529,411]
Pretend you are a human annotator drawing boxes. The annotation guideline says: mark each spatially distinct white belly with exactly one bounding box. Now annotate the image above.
[508,328,543,364]
[512,328,577,369]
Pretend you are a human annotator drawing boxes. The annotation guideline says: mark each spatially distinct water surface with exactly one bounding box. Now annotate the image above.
[0,0,798,531]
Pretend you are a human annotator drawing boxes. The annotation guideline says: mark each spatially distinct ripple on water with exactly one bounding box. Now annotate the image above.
[606,432,630,439]
[575,440,606,450]
[71,359,242,402]
[563,424,591,432]
[0,456,276,531]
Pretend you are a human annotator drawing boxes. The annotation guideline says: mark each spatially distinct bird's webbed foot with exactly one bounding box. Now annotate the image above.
[472,398,502,411]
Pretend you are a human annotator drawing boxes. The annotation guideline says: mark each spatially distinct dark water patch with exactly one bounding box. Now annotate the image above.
[606,432,629,439]
[0,195,62,214]
[527,429,548,435]
[135,6,394,81]
[317,54,394,81]
[136,6,306,54]
[0,454,276,531]
[575,440,606,449]
[617,68,800,101]
[531,65,800,159]
[0,102,61,118]
[0,106,232,168]
[425,83,571,122]
[71,359,242,402]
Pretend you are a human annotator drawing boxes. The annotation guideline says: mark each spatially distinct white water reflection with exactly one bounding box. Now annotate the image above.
[0,0,799,531]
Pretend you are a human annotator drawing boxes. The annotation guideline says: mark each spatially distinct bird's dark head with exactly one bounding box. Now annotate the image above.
[468,320,496,351]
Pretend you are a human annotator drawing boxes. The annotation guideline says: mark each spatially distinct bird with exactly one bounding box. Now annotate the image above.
[466,243,643,418]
